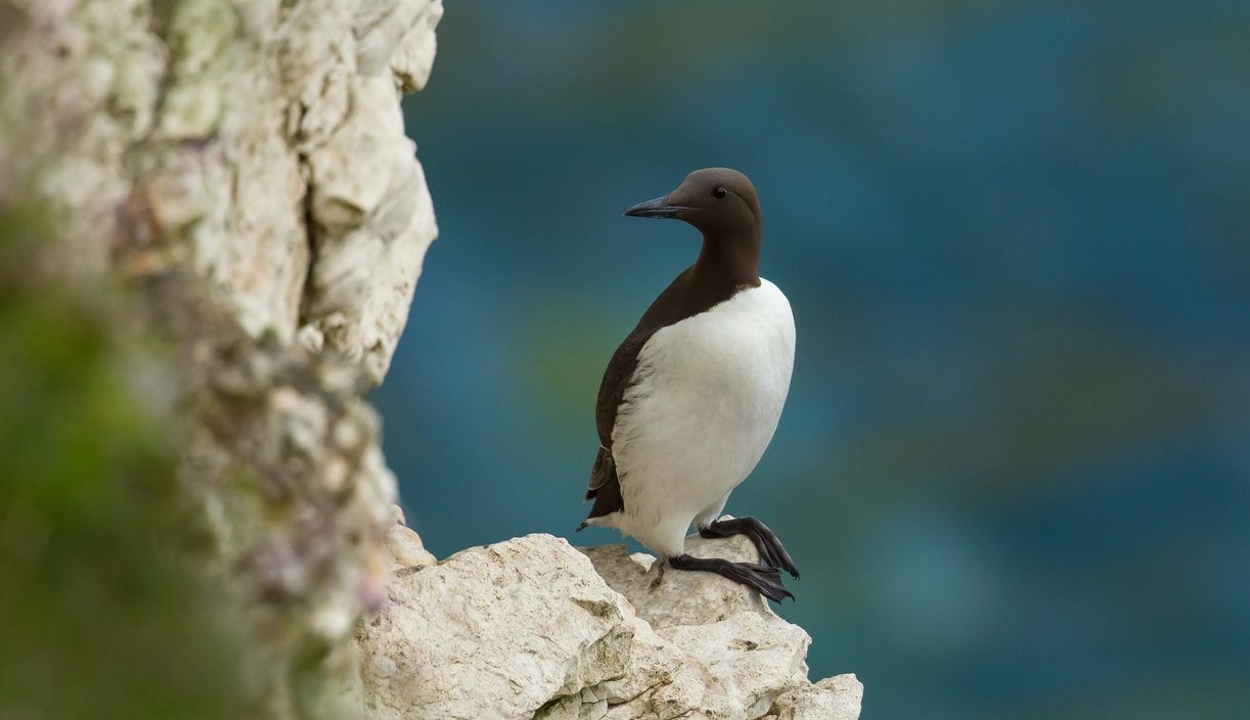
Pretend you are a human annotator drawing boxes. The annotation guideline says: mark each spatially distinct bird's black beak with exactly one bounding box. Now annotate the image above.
[624,195,688,219]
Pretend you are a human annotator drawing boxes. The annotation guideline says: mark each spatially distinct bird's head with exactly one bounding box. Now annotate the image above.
[624,167,761,238]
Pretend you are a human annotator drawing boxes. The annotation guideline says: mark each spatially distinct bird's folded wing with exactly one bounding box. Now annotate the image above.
[584,327,654,515]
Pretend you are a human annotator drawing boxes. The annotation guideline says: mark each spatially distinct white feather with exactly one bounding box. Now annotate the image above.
[590,278,795,557]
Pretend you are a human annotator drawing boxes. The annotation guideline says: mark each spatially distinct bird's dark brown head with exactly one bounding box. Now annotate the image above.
[624,167,762,238]
[624,168,763,285]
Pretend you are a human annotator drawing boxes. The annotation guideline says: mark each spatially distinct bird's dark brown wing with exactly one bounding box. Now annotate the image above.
[583,331,650,520]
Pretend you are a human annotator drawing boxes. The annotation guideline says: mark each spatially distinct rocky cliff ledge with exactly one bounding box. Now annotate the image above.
[362,530,861,719]
[1,0,859,717]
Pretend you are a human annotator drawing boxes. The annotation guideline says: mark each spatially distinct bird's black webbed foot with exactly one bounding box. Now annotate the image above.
[668,553,793,603]
[698,516,800,579]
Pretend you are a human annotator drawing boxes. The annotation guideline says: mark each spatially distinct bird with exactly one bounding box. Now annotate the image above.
[577,167,799,603]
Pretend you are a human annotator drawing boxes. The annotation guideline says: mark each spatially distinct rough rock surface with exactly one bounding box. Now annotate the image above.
[1,0,442,385]
[358,532,862,720]
[1,0,442,717]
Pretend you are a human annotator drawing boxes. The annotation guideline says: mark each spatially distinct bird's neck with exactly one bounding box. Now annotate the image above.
[694,227,761,289]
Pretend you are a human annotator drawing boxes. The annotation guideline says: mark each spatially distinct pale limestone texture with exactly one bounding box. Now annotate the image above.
[1,0,442,385]
[359,533,861,720]
[383,504,439,571]
[1,0,442,717]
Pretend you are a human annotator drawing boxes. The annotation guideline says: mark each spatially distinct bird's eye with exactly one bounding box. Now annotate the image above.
[712,186,728,199]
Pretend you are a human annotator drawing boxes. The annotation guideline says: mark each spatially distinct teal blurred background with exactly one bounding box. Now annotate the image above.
[380,2,1250,717]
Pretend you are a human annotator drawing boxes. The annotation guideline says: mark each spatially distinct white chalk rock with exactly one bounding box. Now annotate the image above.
[357,534,862,720]
[382,505,437,571]
[301,70,438,385]
[581,531,783,629]
[765,674,865,720]
[358,534,682,720]
[583,535,853,720]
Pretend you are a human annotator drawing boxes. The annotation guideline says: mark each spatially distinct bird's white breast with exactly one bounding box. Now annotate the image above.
[608,278,795,557]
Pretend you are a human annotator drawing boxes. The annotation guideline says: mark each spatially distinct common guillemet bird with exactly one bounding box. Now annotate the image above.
[578,167,799,602]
